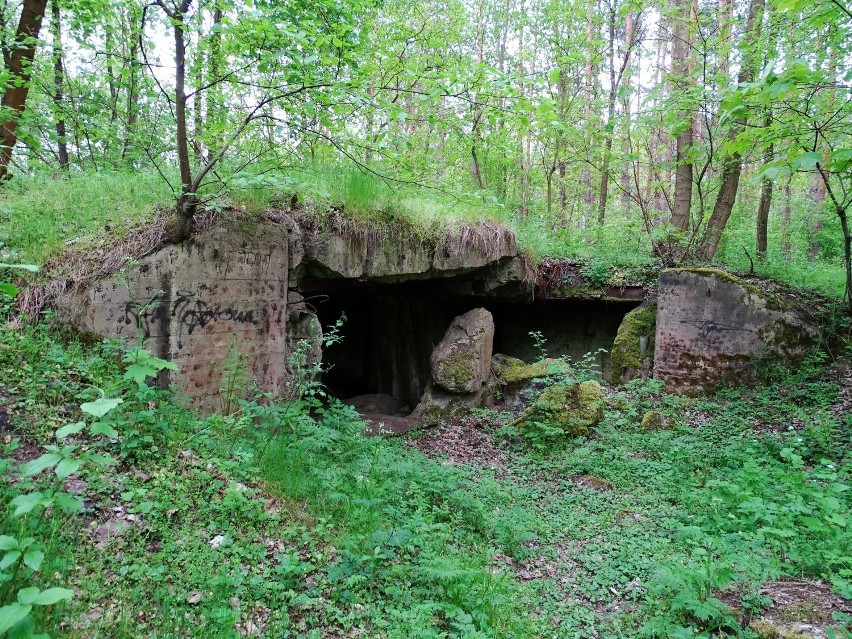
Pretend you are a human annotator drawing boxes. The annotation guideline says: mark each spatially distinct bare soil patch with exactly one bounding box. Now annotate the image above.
[405,415,508,471]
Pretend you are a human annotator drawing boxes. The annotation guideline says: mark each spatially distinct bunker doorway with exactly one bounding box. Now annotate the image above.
[301,278,640,416]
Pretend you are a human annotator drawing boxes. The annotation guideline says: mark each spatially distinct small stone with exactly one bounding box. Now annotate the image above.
[641,411,673,431]
[186,591,203,605]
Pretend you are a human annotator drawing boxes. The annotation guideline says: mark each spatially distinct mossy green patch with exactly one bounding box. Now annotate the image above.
[437,348,478,388]
[491,354,526,378]
[611,304,656,385]
[749,620,812,639]
[550,282,607,299]
[757,319,816,357]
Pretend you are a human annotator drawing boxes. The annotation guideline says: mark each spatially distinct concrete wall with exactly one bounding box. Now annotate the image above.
[654,268,817,393]
[62,223,290,410]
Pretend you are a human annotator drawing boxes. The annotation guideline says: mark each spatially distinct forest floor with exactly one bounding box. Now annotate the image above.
[1,313,850,638]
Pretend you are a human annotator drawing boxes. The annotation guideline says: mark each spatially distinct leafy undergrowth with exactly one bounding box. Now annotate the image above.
[1,315,851,638]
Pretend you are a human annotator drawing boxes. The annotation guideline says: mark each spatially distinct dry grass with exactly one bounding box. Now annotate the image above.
[283,201,519,265]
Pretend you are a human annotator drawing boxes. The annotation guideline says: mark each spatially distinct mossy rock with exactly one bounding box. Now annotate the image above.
[574,474,613,491]
[640,410,673,431]
[431,308,494,394]
[411,383,479,424]
[497,357,570,385]
[491,353,526,378]
[611,304,656,385]
[437,349,478,388]
[512,380,604,437]
[749,621,812,639]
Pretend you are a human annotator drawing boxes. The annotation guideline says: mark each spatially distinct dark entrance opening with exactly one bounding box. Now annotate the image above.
[300,277,640,415]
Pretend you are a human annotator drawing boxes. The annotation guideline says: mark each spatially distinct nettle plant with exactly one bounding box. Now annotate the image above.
[0,342,175,638]
[0,263,39,298]
[0,264,38,316]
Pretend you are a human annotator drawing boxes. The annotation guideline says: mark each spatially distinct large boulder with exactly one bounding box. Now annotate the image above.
[655,268,819,394]
[411,308,495,423]
[511,380,604,437]
[431,308,495,394]
[410,383,479,424]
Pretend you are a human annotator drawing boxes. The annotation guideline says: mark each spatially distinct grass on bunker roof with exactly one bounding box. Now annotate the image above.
[0,165,847,304]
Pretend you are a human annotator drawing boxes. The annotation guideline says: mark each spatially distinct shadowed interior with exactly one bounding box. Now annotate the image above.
[301,278,639,413]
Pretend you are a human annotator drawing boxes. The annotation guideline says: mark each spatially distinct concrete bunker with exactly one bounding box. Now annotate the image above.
[300,275,641,415]
[55,219,818,409]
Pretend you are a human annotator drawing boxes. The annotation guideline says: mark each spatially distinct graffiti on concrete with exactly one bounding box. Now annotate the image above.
[124,291,261,347]
[679,318,752,339]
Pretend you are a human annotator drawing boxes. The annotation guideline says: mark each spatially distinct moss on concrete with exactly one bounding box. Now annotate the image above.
[666,267,786,311]
[611,304,656,385]
[551,282,607,299]
[757,319,815,357]
[511,380,603,437]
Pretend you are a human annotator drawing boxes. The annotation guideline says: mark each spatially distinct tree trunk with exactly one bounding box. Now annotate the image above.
[646,17,667,213]
[815,165,852,313]
[702,0,765,259]
[780,177,792,257]
[470,0,485,190]
[619,13,636,208]
[597,1,618,225]
[0,0,49,180]
[669,0,693,232]
[104,22,118,124]
[840,205,852,314]
[581,0,599,218]
[809,173,826,258]
[51,0,68,170]
[756,135,774,259]
[718,0,734,79]
[173,8,192,195]
[161,0,197,239]
[209,4,223,155]
[546,169,553,215]
[121,6,141,163]
[193,28,204,165]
